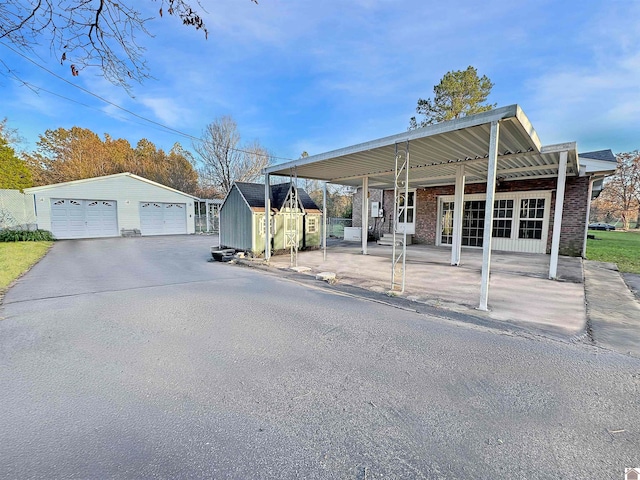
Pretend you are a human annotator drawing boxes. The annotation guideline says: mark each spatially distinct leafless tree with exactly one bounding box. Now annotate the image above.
[593,151,640,229]
[194,116,271,195]
[0,0,256,90]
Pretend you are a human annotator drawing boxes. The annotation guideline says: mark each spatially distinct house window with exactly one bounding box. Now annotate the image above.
[398,191,415,224]
[518,198,545,239]
[307,217,318,234]
[492,199,514,238]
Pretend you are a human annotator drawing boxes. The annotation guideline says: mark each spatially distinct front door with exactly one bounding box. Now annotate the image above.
[396,189,416,234]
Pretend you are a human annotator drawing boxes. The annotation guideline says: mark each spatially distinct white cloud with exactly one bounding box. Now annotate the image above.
[524,2,640,151]
[138,96,190,126]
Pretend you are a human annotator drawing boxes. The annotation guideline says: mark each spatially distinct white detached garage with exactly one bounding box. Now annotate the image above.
[25,173,197,239]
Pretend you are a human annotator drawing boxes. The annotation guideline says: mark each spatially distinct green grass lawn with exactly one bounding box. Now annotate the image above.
[586,230,640,274]
[0,241,53,290]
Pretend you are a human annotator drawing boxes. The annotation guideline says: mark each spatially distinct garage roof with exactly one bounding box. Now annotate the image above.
[266,105,579,189]
[25,172,200,199]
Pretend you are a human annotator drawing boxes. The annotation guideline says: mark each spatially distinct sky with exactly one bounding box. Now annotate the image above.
[1,0,639,166]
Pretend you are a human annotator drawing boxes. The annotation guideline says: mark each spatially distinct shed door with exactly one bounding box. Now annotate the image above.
[139,202,187,235]
[51,199,118,239]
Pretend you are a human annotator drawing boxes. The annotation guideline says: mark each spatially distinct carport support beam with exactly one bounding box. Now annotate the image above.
[582,178,594,258]
[479,121,500,311]
[323,181,327,261]
[362,176,368,255]
[451,165,465,266]
[549,150,568,279]
[265,174,271,261]
[205,201,211,233]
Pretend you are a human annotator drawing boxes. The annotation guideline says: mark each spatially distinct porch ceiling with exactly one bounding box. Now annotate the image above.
[266,105,579,189]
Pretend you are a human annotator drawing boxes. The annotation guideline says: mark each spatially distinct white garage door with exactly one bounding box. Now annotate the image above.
[51,199,118,239]
[139,202,187,235]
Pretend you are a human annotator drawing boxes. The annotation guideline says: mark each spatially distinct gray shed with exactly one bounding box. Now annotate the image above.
[219,182,322,255]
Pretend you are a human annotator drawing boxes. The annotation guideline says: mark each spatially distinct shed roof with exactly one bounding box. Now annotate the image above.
[233,182,321,212]
[265,105,580,189]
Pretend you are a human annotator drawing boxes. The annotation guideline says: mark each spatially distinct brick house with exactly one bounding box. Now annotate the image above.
[263,105,617,309]
[352,150,615,257]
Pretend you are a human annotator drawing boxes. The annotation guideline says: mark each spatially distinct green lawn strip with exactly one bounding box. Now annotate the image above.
[0,241,53,290]
[586,230,640,274]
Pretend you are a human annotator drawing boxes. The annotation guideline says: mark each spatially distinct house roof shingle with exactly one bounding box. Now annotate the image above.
[579,150,616,162]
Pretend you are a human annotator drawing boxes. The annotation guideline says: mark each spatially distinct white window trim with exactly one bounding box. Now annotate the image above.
[307,216,318,234]
[259,215,275,237]
[436,190,552,253]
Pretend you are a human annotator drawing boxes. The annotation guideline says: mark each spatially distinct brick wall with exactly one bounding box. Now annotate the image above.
[352,188,384,238]
[353,176,591,257]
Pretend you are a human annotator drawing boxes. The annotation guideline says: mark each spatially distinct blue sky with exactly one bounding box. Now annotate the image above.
[1,0,639,164]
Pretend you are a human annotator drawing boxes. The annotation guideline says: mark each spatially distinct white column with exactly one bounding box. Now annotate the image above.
[264,174,271,260]
[582,178,594,258]
[479,121,500,311]
[362,176,369,255]
[451,164,466,266]
[549,151,568,279]
[323,182,327,261]
[205,201,211,232]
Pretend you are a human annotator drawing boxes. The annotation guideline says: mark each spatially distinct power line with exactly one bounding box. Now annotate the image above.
[0,41,294,162]
[8,76,200,137]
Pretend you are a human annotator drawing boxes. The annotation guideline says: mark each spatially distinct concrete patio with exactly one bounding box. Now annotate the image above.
[267,242,587,336]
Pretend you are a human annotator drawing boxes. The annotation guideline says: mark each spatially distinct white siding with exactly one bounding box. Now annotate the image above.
[28,175,195,235]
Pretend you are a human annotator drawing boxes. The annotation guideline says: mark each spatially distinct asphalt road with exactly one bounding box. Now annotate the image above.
[1,236,639,479]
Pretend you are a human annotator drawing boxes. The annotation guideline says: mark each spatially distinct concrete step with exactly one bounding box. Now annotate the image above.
[377,233,412,246]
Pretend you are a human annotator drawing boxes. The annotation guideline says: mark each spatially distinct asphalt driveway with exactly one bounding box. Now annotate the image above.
[1,236,639,479]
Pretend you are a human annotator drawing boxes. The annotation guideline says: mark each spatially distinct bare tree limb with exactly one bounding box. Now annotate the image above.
[0,0,256,91]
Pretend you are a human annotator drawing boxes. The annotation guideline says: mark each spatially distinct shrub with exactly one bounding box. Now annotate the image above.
[0,229,55,242]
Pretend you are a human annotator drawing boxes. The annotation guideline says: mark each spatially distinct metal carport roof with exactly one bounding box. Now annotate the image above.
[265,105,579,187]
[263,104,581,312]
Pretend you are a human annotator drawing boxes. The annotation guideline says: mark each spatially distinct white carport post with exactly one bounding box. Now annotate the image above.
[323,181,327,261]
[361,176,369,255]
[549,150,568,279]
[582,178,595,258]
[479,121,500,311]
[264,174,271,261]
[205,201,211,232]
[451,165,466,266]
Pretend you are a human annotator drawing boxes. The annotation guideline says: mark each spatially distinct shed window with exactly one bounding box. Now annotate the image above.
[307,217,318,234]
[260,216,274,237]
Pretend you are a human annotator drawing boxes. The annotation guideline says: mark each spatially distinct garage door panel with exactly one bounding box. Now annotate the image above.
[86,201,118,237]
[51,198,118,239]
[140,202,187,235]
[163,204,187,234]
[140,203,164,235]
